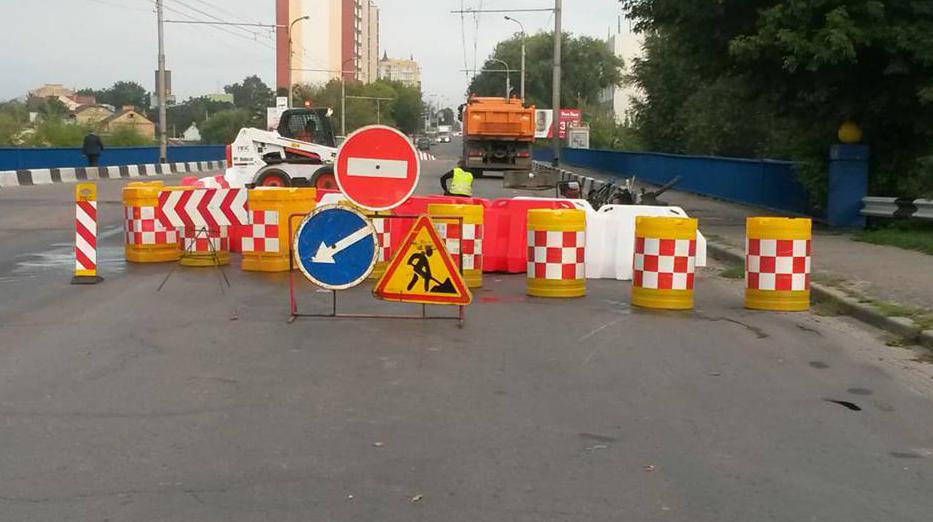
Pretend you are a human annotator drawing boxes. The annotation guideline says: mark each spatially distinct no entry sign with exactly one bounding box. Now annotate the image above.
[335,125,420,211]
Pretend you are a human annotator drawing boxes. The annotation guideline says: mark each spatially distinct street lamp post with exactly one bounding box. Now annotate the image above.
[340,58,356,137]
[287,15,310,108]
[504,16,526,102]
[491,58,511,99]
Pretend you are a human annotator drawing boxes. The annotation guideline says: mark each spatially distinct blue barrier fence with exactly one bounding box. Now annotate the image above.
[0,145,226,171]
[536,148,811,215]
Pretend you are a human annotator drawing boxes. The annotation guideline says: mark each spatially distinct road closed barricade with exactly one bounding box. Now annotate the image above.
[428,203,484,288]
[241,187,317,272]
[122,181,181,263]
[745,217,811,311]
[485,198,576,273]
[526,209,586,298]
[632,216,698,310]
[159,186,231,267]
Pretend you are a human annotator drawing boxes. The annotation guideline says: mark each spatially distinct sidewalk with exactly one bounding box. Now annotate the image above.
[564,164,933,312]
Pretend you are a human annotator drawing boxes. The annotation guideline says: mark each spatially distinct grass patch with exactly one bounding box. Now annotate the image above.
[860,299,933,330]
[854,222,933,255]
[719,265,745,279]
[885,336,916,348]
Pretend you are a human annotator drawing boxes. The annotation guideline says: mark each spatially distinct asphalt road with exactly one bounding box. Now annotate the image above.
[1,140,932,521]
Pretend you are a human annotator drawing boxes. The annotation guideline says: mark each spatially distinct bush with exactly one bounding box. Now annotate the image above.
[104,126,152,147]
[200,109,251,144]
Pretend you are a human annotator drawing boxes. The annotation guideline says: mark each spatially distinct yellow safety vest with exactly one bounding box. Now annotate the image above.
[450,167,474,196]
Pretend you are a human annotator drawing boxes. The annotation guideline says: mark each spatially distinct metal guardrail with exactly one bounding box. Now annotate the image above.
[914,199,933,221]
[861,197,932,221]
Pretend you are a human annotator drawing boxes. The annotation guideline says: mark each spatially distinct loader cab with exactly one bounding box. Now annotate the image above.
[277,108,337,148]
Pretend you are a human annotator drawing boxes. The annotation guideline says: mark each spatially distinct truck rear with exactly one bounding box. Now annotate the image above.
[461,96,535,173]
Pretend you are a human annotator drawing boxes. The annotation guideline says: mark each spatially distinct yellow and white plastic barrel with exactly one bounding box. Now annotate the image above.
[241,187,317,272]
[745,217,812,311]
[427,203,484,288]
[631,216,698,310]
[526,208,586,298]
[122,181,181,263]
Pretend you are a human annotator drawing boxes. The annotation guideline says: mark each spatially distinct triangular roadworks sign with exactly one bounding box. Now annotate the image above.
[374,215,472,305]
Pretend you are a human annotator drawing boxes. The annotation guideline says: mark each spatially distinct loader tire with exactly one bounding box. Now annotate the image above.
[255,169,291,188]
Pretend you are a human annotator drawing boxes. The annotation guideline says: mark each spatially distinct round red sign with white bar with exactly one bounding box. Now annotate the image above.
[334,125,421,211]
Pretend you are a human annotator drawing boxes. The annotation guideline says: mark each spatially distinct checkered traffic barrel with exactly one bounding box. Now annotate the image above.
[241,187,317,272]
[368,211,393,280]
[745,217,812,311]
[526,209,586,298]
[428,203,484,288]
[632,216,698,310]
[122,181,181,263]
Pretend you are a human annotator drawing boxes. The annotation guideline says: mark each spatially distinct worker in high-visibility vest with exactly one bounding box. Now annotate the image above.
[440,160,474,197]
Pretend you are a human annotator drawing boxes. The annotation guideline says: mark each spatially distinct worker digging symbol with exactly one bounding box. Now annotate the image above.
[374,216,472,305]
[406,246,456,294]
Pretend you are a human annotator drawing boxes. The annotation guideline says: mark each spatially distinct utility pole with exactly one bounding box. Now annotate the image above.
[551,0,562,166]
[156,0,167,163]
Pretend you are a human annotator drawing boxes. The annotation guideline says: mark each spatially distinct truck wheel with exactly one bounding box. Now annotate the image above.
[310,167,338,191]
[256,169,291,188]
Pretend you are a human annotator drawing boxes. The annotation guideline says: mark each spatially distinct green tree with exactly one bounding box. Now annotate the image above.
[0,101,29,145]
[200,109,250,144]
[167,96,235,137]
[225,75,274,128]
[622,0,933,197]
[468,32,625,108]
[81,81,150,109]
[22,118,88,147]
[293,79,424,135]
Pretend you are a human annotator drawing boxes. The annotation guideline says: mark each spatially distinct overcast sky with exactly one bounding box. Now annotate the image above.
[0,0,627,108]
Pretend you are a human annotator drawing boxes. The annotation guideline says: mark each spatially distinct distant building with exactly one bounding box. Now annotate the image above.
[599,31,643,124]
[360,1,380,83]
[378,52,421,89]
[29,84,74,99]
[100,106,155,140]
[206,93,234,104]
[276,0,380,88]
[182,123,202,142]
[72,105,114,126]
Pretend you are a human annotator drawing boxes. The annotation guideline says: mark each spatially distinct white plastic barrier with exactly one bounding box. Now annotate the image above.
[317,192,349,207]
[516,198,707,280]
[596,205,707,280]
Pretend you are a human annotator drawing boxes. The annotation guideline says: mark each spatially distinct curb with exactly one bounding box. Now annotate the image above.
[0,161,226,189]
[706,240,933,350]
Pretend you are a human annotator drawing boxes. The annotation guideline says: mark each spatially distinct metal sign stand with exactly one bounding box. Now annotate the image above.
[156,226,231,295]
[286,212,466,328]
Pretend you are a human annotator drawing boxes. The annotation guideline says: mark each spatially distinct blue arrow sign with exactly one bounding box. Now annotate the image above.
[294,205,377,290]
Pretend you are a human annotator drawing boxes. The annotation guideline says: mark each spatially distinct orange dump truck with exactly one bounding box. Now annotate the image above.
[461,96,535,174]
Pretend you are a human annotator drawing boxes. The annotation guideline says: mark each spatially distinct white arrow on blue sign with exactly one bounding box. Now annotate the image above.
[294,205,378,290]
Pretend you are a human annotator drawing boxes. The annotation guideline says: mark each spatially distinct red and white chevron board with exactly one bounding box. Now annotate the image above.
[75,199,97,274]
[157,188,248,230]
